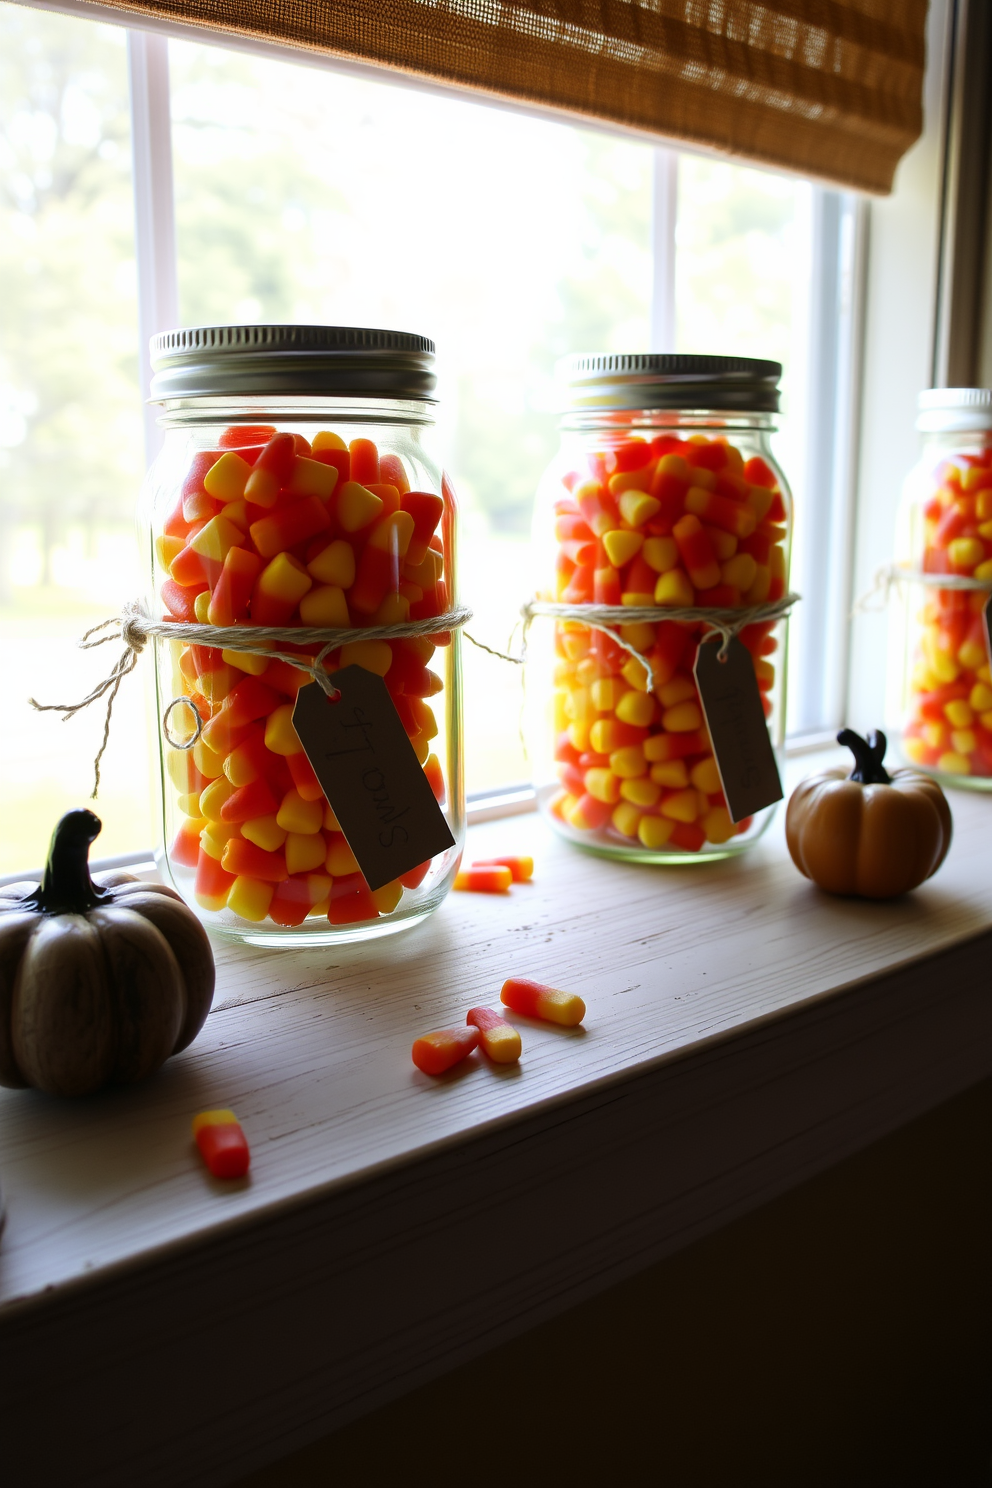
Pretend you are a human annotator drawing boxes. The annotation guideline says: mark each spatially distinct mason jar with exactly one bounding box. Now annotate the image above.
[139,324,464,945]
[525,353,793,863]
[889,388,992,788]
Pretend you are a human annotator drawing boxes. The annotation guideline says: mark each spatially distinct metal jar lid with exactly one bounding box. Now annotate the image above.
[917,387,992,434]
[559,352,782,414]
[149,324,437,403]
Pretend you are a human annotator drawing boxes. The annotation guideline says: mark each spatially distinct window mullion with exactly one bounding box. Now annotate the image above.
[649,148,678,352]
[126,29,179,466]
[792,189,868,736]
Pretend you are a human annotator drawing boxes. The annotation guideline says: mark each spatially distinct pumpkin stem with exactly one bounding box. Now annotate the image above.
[23,810,114,916]
[838,728,892,785]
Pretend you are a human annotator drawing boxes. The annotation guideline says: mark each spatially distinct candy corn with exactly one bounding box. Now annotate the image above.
[192,1109,250,1178]
[501,977,586,1027]
[156,428,453,928]
[466,1007,522,1064]
[411,1025,480,1075]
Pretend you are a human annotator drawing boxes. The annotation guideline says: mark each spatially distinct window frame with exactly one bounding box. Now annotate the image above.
[4,0,964,867]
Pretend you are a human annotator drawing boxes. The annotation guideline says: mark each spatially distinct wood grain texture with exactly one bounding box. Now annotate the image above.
[0,755,990,1486]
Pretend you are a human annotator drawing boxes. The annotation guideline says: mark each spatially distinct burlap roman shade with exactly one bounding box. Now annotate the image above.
[83,0,927,193]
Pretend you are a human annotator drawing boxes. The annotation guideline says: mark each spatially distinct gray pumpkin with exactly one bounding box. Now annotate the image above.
[0,810,214,1096]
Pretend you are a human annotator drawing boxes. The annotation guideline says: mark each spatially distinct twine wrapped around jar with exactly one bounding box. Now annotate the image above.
[29,599,473,795]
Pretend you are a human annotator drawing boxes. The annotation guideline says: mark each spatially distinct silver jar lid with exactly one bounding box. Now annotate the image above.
[559,353,782,413]
[149,324,437,402]
[917,387,992,434]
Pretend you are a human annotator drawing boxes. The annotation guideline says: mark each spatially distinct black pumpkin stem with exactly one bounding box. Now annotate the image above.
[838,728,892,785]
[24,810,113,915]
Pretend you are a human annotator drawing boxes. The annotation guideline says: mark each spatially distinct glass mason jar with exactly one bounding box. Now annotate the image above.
[889,388,992,789]
[139,325,464,946]
[525,354,793,863]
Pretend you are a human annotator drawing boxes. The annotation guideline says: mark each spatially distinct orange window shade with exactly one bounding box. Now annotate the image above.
[80,0,926,193]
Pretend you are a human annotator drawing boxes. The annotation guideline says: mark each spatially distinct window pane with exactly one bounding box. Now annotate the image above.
[675,156,812,734]
[169,43,652,793]
[0,4,149,873]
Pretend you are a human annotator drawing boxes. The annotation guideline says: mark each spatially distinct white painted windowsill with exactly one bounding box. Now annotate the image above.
[1,750,990,1488]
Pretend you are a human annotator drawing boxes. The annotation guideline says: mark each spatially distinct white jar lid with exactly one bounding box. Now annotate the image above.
[916,387,992,433]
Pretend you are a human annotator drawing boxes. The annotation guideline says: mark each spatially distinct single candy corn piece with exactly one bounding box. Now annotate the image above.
[251,551,312,625]
[312,429,347,453]
[192,1109,250,1179]
[307,538,356,589]
[208,545,263,626]
[349,437,380,486]
[286,749,326,800]
[411,1025,480,1076]
[218,424,274,448]
[379,452,411,495]
[327,871,378,924]
[172,817,205,868]
[336,480,383,533]
[162,579,202,623]
[401,491,445,565]
[453,865,513,893]
[466,1007,522,1064]
[286,456,338,500]
[250,495,331,559]
[243,431,296,507]
[194,849,236,911]
[472,856,533,883]
[501,977,585,1027]
[203,451,252,504]
[221,829,289,882]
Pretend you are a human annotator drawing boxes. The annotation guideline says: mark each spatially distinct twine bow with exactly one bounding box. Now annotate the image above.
[30,599,473,796]
[854,562,992,615]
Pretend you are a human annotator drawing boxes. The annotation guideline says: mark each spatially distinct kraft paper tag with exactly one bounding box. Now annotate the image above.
[693,636,783,824]
[984,595,992,670]
[292,666,454,892]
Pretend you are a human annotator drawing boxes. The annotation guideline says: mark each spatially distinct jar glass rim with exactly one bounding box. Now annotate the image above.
[155,395,437,429]
[559,407,779,432]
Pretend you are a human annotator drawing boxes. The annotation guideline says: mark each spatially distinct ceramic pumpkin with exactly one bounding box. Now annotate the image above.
[786,729,952,899]
[0,810,215,1096]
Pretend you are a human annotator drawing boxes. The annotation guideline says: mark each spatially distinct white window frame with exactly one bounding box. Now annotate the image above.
[126,28,177,464]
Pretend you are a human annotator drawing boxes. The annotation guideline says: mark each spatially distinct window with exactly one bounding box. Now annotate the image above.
[2,1,864,872]
[1,6,150,871]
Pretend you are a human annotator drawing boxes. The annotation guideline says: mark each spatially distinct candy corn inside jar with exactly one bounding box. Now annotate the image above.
[889,388,992,790]
[140,325,464,945]
[525,354,793,863]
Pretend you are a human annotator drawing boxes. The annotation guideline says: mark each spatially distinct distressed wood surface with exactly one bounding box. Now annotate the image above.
[0,756,989,1317]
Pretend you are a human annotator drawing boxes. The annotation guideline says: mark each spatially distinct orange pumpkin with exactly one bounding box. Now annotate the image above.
[786,729,952,899]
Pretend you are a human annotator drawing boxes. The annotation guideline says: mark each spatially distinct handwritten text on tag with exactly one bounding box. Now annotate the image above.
[292,666,455,892]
